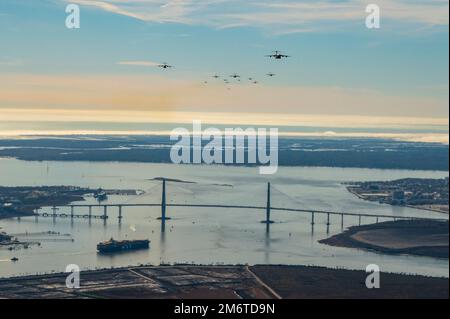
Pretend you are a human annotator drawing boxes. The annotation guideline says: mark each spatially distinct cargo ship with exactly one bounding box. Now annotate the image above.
[97,238,150,253]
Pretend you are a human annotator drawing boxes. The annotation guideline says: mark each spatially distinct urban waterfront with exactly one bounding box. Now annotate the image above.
[0,158,448,278]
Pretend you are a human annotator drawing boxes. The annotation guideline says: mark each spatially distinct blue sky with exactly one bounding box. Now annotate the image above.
[0,0,448,127]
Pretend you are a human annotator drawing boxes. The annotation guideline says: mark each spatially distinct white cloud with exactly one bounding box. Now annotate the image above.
[64,0,449,33]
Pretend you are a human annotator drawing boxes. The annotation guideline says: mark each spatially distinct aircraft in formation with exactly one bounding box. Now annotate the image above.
[266,50,290,60]
[157,50,290,87]
[158,62,173,69]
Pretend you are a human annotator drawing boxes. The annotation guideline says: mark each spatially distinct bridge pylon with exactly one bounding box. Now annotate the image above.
[261,182,274,226]
[157,178,171,229]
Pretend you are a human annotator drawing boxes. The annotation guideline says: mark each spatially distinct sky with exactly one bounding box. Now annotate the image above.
[0,0,448,139]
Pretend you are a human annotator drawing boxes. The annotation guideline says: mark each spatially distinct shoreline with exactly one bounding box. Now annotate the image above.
[1,156,449,175]
[1,135,448,171]
[0,186,139,220]
[320,220,449,259]
[346,186,449,215]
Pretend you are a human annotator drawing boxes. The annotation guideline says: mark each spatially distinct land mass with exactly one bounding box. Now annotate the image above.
[0,265,447,299]
[0,186,138,219]
[0,136,448,171]
[151,177,196,184]
[346,178,449,214]
[320,220,449,258]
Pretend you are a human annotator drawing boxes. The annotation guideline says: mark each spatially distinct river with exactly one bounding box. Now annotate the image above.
[0,158,448,278]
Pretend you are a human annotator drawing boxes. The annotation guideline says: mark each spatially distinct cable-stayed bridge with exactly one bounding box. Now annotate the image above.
[31,179,447,232]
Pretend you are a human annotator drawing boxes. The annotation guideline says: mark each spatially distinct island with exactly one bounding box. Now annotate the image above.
[319,219,449,258]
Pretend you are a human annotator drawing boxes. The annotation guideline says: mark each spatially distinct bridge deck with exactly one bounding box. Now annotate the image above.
[37,203,447,221]
[36,213,107,219]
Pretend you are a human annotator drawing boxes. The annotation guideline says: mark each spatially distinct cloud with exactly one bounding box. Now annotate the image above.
[1,73,448,118]
[1,109,448,143]
[64,0,449,33]
[117,60,160,67]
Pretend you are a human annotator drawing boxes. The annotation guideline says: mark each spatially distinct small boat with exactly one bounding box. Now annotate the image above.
[94,189,108,202]
[11,257,19,262]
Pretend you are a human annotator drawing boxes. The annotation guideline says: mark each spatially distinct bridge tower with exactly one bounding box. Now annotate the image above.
[161,178,166,221]
[262,182,274,226]
[158,178,171,231]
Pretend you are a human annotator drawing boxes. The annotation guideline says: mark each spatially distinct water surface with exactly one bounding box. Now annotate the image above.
[0,158,448,278]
